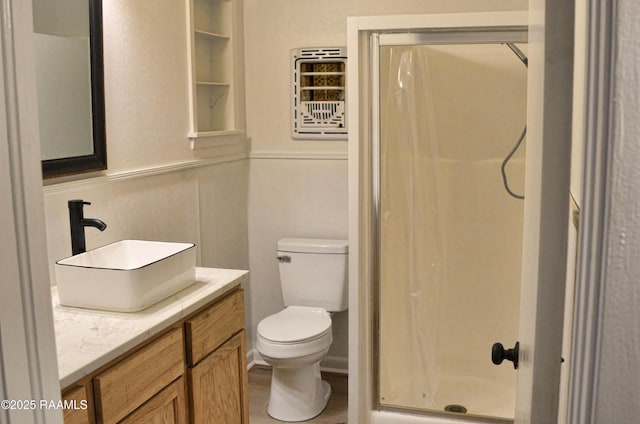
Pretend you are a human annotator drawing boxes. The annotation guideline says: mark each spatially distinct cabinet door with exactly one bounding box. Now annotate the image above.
[120,377,187,424]
[188,331,248,424]
[62,384,94,424]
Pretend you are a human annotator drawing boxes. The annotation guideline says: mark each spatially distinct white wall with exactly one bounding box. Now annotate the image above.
[244,0,527,156]
[101,0,191,172]
[43,161,249,278]
[43,0,249,281]
[248,158,349,361]
[244,0,528,366]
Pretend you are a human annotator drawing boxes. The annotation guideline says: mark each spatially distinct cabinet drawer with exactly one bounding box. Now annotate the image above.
[93,327,184,424]
[185,288,244,366]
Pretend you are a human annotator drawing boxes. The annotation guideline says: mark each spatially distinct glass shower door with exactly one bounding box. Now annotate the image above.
[377,41,527,420]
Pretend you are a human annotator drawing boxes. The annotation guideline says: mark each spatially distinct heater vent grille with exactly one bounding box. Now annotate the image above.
[291,47,347,140]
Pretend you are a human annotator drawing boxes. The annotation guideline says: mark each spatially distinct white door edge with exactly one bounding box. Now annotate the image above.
[0,0,62,423]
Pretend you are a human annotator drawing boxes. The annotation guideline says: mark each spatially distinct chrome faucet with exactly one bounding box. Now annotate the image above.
[68,200,107,255]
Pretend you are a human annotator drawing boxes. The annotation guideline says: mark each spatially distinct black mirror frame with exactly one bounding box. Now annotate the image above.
[42,0,106,179]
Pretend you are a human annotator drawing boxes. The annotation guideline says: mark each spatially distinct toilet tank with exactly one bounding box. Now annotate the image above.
[277,238,348,312]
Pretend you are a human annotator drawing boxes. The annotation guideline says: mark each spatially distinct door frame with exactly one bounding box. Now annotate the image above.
[567,0,617,423]
[347,11,536,423]
[370,26,528,416]
[0,0,62,423]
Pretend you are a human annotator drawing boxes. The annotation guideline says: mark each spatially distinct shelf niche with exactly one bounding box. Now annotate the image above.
[186,0,245,148]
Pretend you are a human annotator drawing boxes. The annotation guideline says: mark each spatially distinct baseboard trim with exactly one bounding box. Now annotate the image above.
[247,349,348,374]
[247,348,257,370]
[320,355,349,374]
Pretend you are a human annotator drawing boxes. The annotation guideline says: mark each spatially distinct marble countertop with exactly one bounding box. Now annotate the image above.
[53,267,248,389]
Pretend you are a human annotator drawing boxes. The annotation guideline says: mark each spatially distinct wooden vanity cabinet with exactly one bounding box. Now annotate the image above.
[61,286,248,424]
[185,288,248,423]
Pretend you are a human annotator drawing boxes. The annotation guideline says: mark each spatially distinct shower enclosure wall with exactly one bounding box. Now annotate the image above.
[376,40,527,421]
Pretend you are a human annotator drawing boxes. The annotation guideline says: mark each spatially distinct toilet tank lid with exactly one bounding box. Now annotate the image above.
[277,238,348,254]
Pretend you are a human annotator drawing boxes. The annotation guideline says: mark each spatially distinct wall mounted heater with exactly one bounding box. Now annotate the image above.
[291,47,347,140]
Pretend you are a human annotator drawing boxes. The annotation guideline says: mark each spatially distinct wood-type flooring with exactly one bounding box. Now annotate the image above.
[248,365,348,424]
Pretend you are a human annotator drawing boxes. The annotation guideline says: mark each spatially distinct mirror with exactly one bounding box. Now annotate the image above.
[33,0,106,179]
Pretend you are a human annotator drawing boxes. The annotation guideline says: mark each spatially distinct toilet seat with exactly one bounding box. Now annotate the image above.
[258,306,331,344]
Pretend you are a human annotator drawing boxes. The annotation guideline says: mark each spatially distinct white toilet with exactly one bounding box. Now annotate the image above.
[256,238,348,422]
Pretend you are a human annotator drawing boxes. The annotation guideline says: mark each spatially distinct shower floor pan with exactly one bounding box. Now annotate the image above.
[379,376,514,423]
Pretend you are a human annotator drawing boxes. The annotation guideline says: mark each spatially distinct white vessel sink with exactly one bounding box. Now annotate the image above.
[55,240,196,312]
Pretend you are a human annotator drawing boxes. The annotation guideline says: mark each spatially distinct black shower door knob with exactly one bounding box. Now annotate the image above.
[492,341,520,369]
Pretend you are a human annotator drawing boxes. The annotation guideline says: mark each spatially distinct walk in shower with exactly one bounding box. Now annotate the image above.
[348,15,529,423]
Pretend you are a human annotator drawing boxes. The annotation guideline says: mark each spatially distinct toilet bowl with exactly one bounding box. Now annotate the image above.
[257,306,333,421]
[256,238,348,422]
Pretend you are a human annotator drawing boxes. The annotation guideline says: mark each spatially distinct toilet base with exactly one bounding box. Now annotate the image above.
[266,361,332,422]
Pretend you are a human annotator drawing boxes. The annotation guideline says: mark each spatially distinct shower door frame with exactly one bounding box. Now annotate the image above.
[348,10,574,423]
[371,28,528,421]
[347,12,530,423]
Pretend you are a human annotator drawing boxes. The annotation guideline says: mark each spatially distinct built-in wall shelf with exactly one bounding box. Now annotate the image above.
[188,129,245,139]
[196,81,230,86]
[188,130,246,150]
[186,0,245,149]
[194,30,230,40]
